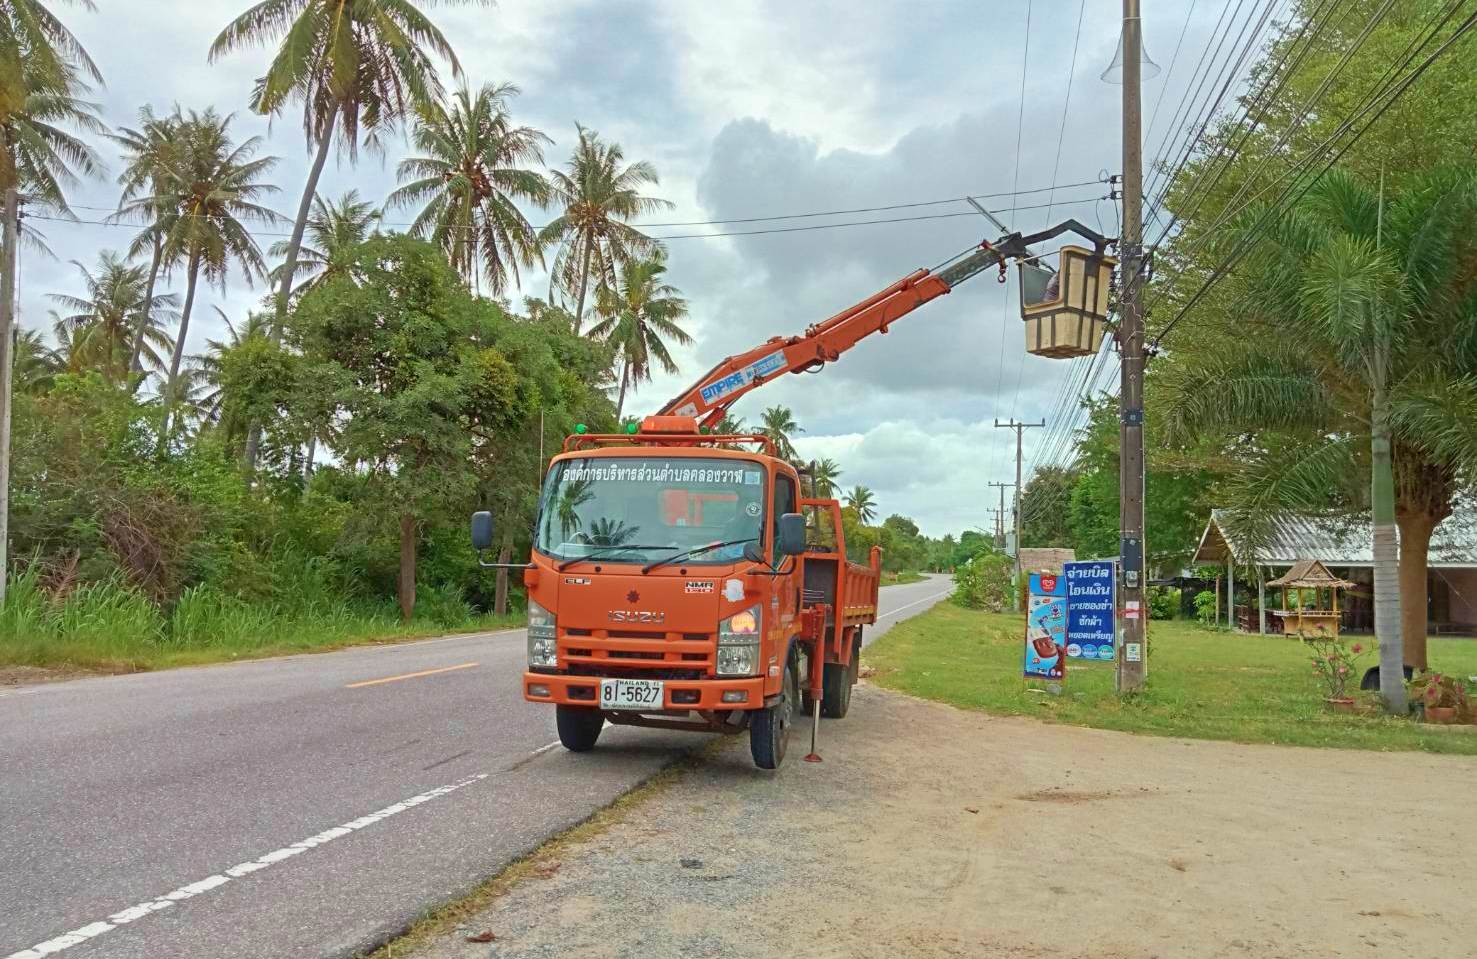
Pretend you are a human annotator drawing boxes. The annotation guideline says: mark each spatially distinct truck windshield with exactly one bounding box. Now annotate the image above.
[535,456,767,565]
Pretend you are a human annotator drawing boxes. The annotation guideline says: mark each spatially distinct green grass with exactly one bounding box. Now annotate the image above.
[0,569,521,673]
[865,602,1477,755]
[881,570,928,586]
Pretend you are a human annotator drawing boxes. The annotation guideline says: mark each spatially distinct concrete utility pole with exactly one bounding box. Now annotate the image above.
[995,419,1044,610]
[988,481,1013,548]
[0,186,19,605]
[1116,0,1148,692]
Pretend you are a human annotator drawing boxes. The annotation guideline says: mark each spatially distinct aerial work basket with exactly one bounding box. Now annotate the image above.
[1019,245,1116,358]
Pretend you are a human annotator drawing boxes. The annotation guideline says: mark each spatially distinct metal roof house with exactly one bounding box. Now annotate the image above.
[1191,509,1477,635]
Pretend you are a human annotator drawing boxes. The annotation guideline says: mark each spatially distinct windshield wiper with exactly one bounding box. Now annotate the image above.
[641,538,759,574]
[557,544,669,571]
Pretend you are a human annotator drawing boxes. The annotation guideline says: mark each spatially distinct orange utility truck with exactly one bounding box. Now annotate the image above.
[472,221,1113,768]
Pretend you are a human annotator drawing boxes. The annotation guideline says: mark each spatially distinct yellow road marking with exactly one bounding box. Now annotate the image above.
[346,662,480,689]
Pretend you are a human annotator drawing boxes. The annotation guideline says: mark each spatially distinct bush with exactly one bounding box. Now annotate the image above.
[1194,589,1218,625]
[1149,586,1180,620]
[953,551,1013,611]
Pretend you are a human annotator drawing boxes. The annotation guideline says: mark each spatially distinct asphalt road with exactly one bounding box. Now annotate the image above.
[0,574,950,959]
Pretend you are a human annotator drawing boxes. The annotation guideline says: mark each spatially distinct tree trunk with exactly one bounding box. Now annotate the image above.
[158,252,201,454]
[493,536,512,616]
[129,231,163,378]
[572,239,594,336]
[398,512,417,621]
[303,434,316,489]
[0,185,18,605]
[1370,391,1406,713]
[245,101,341,478]
[615,357,630,420]
[1396,510,1437,671]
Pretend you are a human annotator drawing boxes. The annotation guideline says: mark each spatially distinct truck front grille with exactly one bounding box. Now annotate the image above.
[558,629,714,673]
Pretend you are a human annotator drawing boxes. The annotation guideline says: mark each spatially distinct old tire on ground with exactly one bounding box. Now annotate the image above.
[750,655,798,770]
[556,706,604,752]
[821,627,862,719]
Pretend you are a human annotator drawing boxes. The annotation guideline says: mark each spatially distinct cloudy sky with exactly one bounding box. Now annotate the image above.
[26,0,1233,537]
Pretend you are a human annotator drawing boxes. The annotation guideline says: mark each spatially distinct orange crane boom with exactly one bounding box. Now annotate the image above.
[657,220,1109,429]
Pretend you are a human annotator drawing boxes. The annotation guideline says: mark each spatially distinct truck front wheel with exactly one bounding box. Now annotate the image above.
[556,706,604,752]
[750,657,798,770]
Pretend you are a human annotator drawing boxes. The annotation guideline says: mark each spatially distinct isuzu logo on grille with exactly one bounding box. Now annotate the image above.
[609,610,666,624]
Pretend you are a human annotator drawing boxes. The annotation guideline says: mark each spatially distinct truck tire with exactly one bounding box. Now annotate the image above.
[556,706,604,752]
[821,628,861,719]
[750,656,798,770]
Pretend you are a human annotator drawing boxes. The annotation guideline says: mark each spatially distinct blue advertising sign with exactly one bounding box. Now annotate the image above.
[1064,560,1116,661]
[1024,572,1066,680]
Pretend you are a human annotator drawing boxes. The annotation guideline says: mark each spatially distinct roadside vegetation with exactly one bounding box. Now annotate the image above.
[866,604,1477,755]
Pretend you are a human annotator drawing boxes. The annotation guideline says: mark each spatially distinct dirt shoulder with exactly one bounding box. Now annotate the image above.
[400,685,1477,959]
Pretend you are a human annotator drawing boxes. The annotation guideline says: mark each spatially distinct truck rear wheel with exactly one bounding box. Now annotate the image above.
[750,657,798,770]
[821,628,861,719]
[556,706,604,752]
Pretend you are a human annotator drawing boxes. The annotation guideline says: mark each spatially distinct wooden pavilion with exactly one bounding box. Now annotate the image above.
[1267,560,1356,638]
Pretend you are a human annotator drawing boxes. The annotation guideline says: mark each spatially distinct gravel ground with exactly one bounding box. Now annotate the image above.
[404,685,1477,959]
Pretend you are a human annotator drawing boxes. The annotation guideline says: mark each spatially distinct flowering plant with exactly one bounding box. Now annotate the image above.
[1407,672,1467,711]
[1305,635,1368,701]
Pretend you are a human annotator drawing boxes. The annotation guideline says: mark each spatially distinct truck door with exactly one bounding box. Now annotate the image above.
[772,474,799,632]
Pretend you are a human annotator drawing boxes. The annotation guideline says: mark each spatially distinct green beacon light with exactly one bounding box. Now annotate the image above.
[626,421,639,435]
[574,423,588,434]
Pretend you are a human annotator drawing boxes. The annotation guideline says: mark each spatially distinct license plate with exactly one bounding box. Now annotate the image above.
[599,678,665,710]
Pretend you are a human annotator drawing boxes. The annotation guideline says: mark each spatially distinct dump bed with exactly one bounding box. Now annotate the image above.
[799,498,881,634]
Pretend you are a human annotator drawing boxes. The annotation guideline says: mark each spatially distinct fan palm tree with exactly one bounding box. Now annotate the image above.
[389,82,549,294]
[539,125,672,334]
[811,457,843,498]
[268,189,378,297]
[46,251,178,384]
[209,0,488,334]
[1164,167,1477,711]
[758,405,802,461]
[846,485,877,525]
[108,106,184,374]
[117,108,284,448]
[587,252,690,419]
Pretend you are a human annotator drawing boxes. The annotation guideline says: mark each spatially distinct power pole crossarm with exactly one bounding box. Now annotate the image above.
[995,419,1045,609]
[987,481,1014,548]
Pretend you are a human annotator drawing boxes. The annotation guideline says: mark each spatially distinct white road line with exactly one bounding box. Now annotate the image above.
[4,772,490,959]
[529,740,562,757]
[877,589,953,619]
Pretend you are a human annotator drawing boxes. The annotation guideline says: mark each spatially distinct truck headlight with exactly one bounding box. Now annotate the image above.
[716,605,761,677]
[527,599,557,668]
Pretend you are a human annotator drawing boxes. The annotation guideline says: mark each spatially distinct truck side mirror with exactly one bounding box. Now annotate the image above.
[470,511,496,552]
[777,513,807,556]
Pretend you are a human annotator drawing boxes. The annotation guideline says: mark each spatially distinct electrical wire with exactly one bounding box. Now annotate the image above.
[67,178,1108,233]
[28,193,1109,244]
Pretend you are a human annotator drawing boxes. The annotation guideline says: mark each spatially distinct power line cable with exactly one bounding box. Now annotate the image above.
[1151,1,1476,345]
[1141,0,1408,302]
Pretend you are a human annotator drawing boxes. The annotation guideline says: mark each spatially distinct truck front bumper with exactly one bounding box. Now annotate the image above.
[523,672,767,712]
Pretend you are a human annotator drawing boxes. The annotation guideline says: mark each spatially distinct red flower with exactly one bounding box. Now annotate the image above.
[1350,643,1363,654]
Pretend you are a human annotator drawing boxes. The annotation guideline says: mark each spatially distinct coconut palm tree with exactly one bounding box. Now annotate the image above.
[758,405,802,461]
[587,252,690,420]
[539,126,672,334]
[712,413,746,434]
[46,251,178,384]
[118,108,284,448]
[846,485,877,525]
[811,457,843,498]
[1164,167,1477,712]
[108,106,183,374]
[389,82,549,294]
[209,0,487,334]
[268,189,379,298]
[187,306,273,429]
[11,327,58,393]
